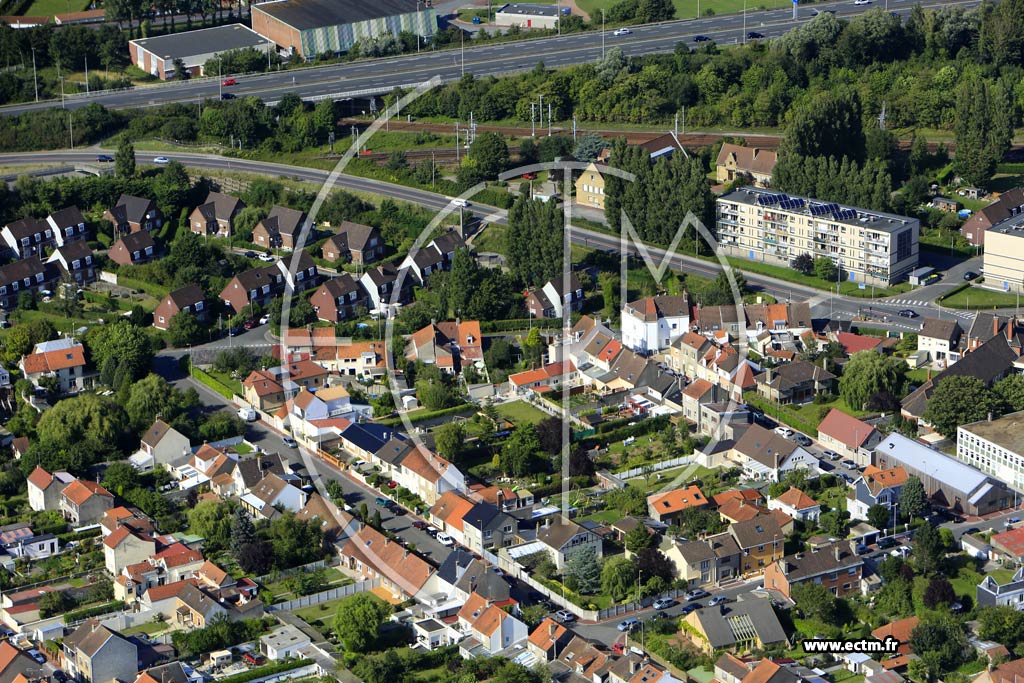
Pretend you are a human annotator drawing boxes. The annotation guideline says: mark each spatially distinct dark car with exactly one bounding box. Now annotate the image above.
[243,320,256,330]
[221,93,236,100]
[962,527,981,536]
[412,520,428,530]
[244,250,257,258]
[680,602,701,615]
[878,537,898,549]
[228,326,243,336]
[693,34,711,41]
[964,271,979,281]
[746,31,764,39]
[898,309,918,318]
[97,154,114,162]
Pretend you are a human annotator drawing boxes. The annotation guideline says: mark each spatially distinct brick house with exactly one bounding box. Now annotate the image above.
[104,194,162,236]
[108,231,156,266]
[153,284,207,331]
[763,541,865,599]
[310,273,365,323]
[189,191,245,237]
[252,206,306,250]
[321,221,384,265]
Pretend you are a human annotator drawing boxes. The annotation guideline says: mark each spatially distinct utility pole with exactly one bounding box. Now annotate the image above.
[572,114,577,141]
[602,9,606,58]
[547,103,551,137]
[84,55,89,94]
[530,102,535,137]
[743,0,747,43]
[219,58,222,99]
[69,113,74,150]
[455,121,460,161]
[31,47,38,102]
[461,29,465,77]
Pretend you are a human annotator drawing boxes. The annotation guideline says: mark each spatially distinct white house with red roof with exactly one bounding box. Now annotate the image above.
[767,487,821,523]
[19,338,87,394]
[817,408,882,465]
[507,361,578,396]
[621,295,691,354]
[452,591,527,658]
[405,320,484,375]
[103,526,156,576]
[26,466,76,512]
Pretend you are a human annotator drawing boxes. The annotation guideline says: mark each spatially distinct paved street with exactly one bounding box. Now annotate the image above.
[0,0,979,116]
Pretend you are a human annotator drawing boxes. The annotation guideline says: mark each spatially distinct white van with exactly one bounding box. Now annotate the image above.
[237,406,258,422]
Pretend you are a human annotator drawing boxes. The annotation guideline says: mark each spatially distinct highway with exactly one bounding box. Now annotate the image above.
[0,148,982,328]
[0,0,979,116]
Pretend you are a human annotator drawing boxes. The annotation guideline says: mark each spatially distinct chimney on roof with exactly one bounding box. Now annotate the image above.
[766,367,773,384]
[549,621,557,638]
[630,660,639,674]
[834,544,841,562]
[994,315,1001,339]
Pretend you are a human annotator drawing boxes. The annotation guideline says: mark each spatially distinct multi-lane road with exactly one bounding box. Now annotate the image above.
[0,0,980,116]
[1,148,987,329]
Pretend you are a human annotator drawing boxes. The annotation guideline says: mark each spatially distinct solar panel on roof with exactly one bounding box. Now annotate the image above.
[833,209,857,221]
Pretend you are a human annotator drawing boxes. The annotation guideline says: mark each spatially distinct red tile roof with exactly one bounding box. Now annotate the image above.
[21,344,86,374]
[837,332,883,355]
[429,491,475,532]
[62,480,112,506]
[773,487,818,510]
[27,465,54,490]
[817,408,875,450]
[647,485,707,515]
[991,526,1024,558]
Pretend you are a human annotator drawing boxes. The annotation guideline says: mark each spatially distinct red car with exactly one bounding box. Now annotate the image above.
[521,172,537,179]
[386,481,398,489]
[222,77,236,86]
[243,320,256,330]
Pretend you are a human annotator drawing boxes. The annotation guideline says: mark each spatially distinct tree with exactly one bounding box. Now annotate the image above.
[791,581,838,624]
[867,504,892,531]
[899,476,929,520]
[624,524,656,554]
[230,506,256,554]
[923,578,956,609]
[564,545,601,594]
[909,615,968,673]
[792,252,814,275]
[635,547,673,584]
[698,271,747,306]
[604,485,646,517]
[978,605,1024,651]
[38,591,72,618]
[535,417,563,455]
[922,375,1000,437]
[86,320,154,383]
[116,136,135,178]
[102,462,138,496]
[188,500,233,552]
[953,77,1012,187]
[994,374,1024,413]
[434,422,466,462]
[601,555,636,601]
[332,593,390,652]
[813,256,837,281]
[500,423,541,476]
[28,393,128,473]
[573,133,605,162]
[168,310,205,347]
[465,132,510,181]
[265,511,324,568]
[199,411,246,442]
[913,522,945,576]
[675,506,725,538]
[236,540,273,575]
[352,652,403,683]
[778,88,866,163]
[839,351,906,411]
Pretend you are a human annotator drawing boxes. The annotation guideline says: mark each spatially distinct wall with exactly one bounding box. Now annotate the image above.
[267,578,379,612]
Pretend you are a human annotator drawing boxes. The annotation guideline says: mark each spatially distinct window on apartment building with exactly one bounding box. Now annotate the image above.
[848,567,857,575]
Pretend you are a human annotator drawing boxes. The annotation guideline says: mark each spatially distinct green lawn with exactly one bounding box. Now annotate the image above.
[724,257,913,299]
[496,400,550,426]
[940,285,1021,310]
[470,223,507,254]
[24,0,88,15]
[122,621,167,636]
[291,597,350,628]
[205,369,244,396]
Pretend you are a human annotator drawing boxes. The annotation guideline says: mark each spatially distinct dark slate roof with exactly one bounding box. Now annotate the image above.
[47,206,85,229]
[253,0,425,31]
[729,515,783,549]
[260,206,305,238]
[918,317,961,343]
[320,273,361,300]
[4,217,47,240]
[54,240,92,262]
[692,597,788,649]
[755,360,835,392]
[775,542,863,582]
[374,437,412,467]
[132,24,270,61]
[194,191,244,222]
[167,284,205,309]
[117,230,156,252]
[335,221,378,252]
[112,195,157,224]
[234,264,282,291]
[462,502,503,532]
[0,257,50,286]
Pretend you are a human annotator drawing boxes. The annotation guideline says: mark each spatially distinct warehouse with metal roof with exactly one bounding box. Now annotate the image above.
[129,24,275,80]
[873,433,1012,516]
[251,0,436,59]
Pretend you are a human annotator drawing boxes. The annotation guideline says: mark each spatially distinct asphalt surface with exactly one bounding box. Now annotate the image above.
[0,148,990,334]
[0,0,979,116]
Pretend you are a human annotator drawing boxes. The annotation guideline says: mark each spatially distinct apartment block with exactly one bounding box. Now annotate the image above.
[957,411,1024,490]
[716,188,919,286]
[981,214,1024,293]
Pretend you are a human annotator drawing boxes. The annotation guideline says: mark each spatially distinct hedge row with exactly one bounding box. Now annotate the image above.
[374,403,476,426]
[218,659,313,683]
[937,281,971,302]
[742,392,819,437]
[191,367,237,400]
[480,318,563,333]
[64,601,126,624]
[56,527,103,544]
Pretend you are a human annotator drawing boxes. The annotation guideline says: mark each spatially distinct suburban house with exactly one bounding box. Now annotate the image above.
[536,516,603,571]
[507,361,578,396]
[767,488,820,523]
[874,433,1012,516]
[338,524,434,600]
[621,295,691,354]
[400,232,465,285]
[62,619,138,683]
[917,318,963,366]
[20,339,88,394]
[1,217,55,258]
[189,191,245,237]
[104,194,162,235]
[987,526,1024,564]
[242,370,287,412]
[525,274,585,319]
[240,473,308,519]
[729,516,785,576]
[715,143,778,187]
[47,241,96,285]
[0,522,58,561]
[763,541,865,599]
[662,532,741,588]
[310,273,365,323]
[754,361,836,405]
[646,485,709,525]
[405,320,483,375]
[453,591,527,657]
[0,639,46,683]
[134,662,200,683]
[173,582,262,628]
[817,408,881,464]
[321,222,384,264]
[682,596,788,654]
[730,424,818,482]
[153,284,207,331]
[296,493,358,544]
[252,206,307,250]
[575,162,607,210]
[961,187,1024,247]
[27,466,76,512]
[60,480,114,525]
[359,262,413,315]
[527,619,573,662]
[0,257,59,310]
[846,466,908,525]
[428,491,477,546]
[260,624,311,661]
[977,566,1024,609]
[46,206,88,246]
[103,525,156,576]
[460,502,517,554]
[108,230,156,266]
[220,252,319,313]
[319,339,388,378]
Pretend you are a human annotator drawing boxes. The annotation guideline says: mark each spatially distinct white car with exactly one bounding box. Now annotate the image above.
[259,314,270,325]
[613,28,631,35]
[237,406,258,422]
[153,156,170,164]
[854,0,871,4]
[436,532,454,547]
[257,253,275,262]
[774,426,794,438]
[450,198,469,208]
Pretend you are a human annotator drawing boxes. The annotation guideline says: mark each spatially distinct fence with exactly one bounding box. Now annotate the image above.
[99,271,118,285]
[268,578,380,612]
[615,456,695,480]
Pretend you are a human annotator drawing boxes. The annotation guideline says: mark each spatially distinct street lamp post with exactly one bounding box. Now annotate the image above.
[602,9,606,58]
[743,0,747,42]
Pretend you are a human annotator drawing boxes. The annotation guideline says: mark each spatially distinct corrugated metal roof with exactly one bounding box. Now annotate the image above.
[875,433,987,492]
